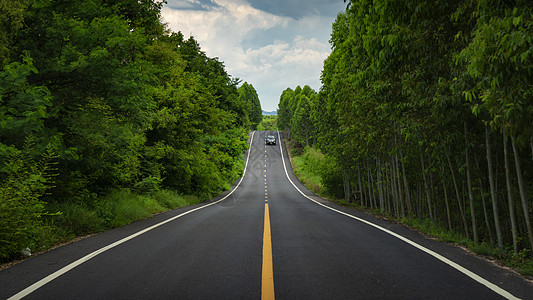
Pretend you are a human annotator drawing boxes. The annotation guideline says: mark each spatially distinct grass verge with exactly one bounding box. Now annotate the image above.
[0,189,204,268]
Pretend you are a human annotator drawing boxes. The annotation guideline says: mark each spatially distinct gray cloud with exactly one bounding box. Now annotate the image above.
[166,0,220,11]
[247,0,344,19]
[162,0,345,111]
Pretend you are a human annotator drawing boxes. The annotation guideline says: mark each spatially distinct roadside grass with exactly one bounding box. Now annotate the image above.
[292,155,324,195]
[51,189,205,232]
[0,189,206,265]
[284,140,533,278]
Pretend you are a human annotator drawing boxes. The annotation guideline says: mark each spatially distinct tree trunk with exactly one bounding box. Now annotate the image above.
[486,127,503,248]
[465,122,478,243]
[377,158,384,213]
[386,162,393,213]
[389,160,397,214]
[343,167,351,203]
[428,159,437,220]
[416,183,421,218]
[395,152,404,218]
[358,164,364,207]
[478,176,495,246]
[511,135,533,251]
[367,162,375,209]
[441,166,452,231]
[400,149,412,213]
[503,128,518,253]
[445,147,469,239]
[420,148,433,220]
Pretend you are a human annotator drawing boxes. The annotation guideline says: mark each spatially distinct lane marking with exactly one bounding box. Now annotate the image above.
[8,132,259,300]
[275,131,520,300]
[262,203,275,300]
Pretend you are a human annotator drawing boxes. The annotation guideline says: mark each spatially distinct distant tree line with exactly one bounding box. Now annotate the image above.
[0,0,261,261]
[279,0,533,253]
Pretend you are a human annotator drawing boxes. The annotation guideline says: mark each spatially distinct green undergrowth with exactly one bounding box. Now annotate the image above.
[52,189,204,234]
[292,155,324,195]
[2,189,204,264]
[286,141,533,278]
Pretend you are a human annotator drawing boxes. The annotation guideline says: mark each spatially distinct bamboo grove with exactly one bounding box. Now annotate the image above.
[0,0,262,261]
[278,0,533,253]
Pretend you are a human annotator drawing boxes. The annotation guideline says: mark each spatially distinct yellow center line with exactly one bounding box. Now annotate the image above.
[262,203,275,300]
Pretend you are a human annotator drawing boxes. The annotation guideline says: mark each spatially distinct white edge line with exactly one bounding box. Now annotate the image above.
[276,131,520,300]
[8,131,257,300]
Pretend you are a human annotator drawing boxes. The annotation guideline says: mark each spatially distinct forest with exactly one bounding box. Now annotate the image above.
[0,0,261,262]
[278,0,533,260]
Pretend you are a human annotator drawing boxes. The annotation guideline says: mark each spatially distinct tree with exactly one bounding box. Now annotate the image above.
[238,82,262,130]
[280,0,533,253]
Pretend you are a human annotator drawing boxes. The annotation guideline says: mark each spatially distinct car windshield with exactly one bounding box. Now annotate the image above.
[267,136,275,141]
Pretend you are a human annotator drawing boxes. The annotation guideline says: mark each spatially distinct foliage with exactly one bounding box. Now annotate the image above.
[258,115,277,131]
[277,85,318,146]
[279,0,533,259]
[0,138,56,261]
[237,82,263,130]
[0,0,253,262]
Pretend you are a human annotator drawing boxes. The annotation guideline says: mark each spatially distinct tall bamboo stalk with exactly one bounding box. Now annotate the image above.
[465,122,478,243]
[420,149,433,220]
[503,128,518,253]
[511,135,533,251]
[486,127,503,248]
[445,147,469,239]
[441,169,452,230]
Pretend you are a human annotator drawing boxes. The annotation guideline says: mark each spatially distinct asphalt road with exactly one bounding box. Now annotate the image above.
[2,131,533,299]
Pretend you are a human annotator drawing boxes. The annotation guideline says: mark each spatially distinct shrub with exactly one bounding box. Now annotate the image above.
[0,141,56,262]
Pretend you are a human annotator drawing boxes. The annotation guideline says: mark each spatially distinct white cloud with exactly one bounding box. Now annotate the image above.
[161,0,335,111]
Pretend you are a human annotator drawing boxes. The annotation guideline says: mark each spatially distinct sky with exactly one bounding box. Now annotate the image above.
[161,0,347,112]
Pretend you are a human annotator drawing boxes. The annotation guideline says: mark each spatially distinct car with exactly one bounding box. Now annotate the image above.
[265,136,276,145]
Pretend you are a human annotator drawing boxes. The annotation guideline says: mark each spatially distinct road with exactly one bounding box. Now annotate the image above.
[1,131,533,299]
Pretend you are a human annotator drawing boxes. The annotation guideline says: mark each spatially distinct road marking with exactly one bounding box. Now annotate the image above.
[7,132,259,300]
[262,203,275,300]
[275,131,520,300]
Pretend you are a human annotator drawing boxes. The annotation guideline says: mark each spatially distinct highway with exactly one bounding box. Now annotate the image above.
[1,131,533,299]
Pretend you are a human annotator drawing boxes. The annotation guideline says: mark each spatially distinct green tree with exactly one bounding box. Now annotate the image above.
[238,82,262,130]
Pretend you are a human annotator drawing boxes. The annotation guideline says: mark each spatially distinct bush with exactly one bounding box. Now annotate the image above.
[0,141,56,262]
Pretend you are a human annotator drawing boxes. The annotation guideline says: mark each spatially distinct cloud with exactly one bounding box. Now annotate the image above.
[166,0,219,11]
[162,0,289,47]
[162,0,340,111]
